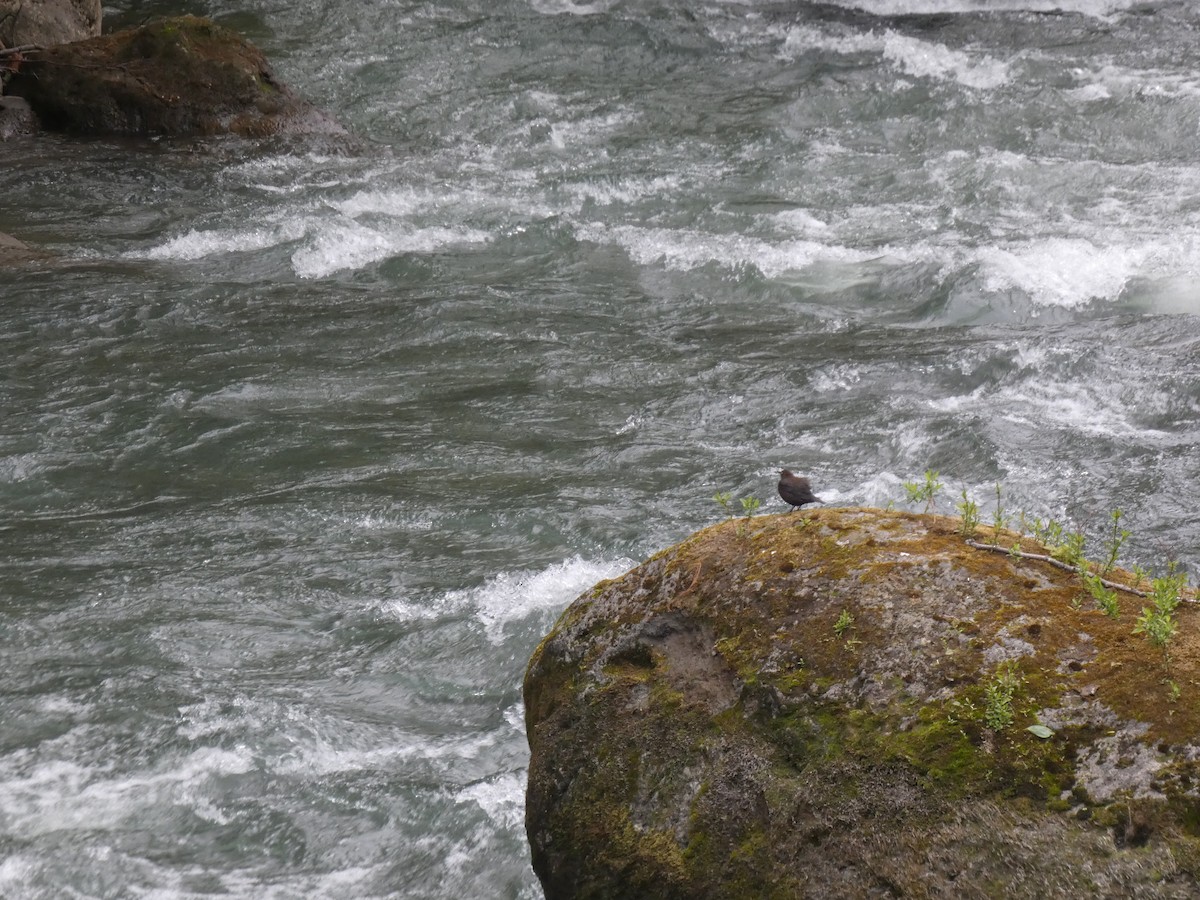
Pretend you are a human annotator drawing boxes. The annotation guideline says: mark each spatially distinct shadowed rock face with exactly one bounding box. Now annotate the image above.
[6,15,347,139]
[524,509,1200,899]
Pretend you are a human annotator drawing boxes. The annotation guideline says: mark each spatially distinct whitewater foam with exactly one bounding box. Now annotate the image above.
[927,366,1173,442]
[291,221,492,278]
[455,770,526,829]
[820,0,1138,17]
[781,26,1010,90]
[566,174,683,208]
[0,746,255,837]
[574,222,879,279]
[391,555,634,643]
[975,238,1145,308]
[141,219,308,262]
[1068,61,1200,100]
[528,0,619,15]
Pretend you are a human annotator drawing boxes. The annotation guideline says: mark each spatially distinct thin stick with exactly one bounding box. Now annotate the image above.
[0,45,41,57]
[965,539,1151,598]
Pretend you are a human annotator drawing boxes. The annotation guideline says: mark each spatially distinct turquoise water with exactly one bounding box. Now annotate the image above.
[3,1,1200,896]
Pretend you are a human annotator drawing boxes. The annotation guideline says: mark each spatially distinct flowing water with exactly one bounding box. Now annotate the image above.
[3,0,1200,896]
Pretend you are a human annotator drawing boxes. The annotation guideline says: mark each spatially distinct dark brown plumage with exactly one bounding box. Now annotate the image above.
[778,470,821,511]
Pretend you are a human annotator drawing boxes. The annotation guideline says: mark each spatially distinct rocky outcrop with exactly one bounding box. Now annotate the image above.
[0,0,100,49]
[525,509,1200,898]
[6,16,347,138]
[0,230,51,264]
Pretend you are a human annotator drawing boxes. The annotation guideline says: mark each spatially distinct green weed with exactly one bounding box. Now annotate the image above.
[991,482,1007,546]
[983,663,1023,732]
[1100,509,1130,577]
[1083,573,1120,619]
[904,470,943,513]
[956,489,980,539]
[1134,565,1187,650]
[833,609,854,638]
[713,492,734,515]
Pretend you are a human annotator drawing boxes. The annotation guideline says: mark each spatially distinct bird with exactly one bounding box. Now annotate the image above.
[778,470,821,511]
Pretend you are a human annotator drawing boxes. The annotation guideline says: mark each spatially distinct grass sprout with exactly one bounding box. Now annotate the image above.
[833,609,854,638]
[1083,573,1120,619]
[1101,509,1130,577]
[957,489,980,539]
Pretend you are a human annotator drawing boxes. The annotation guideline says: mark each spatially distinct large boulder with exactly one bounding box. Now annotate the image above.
[0,0,100,49]
[525,508,1200,898]
[6,15,347,138]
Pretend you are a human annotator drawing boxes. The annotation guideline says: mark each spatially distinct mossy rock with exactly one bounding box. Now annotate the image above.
[7,15,347,139]
[524,508,1200,898]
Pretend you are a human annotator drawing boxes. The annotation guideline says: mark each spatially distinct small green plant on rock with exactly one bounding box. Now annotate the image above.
[736,496,762,537]
[991,482,1008,546]
[1055,528,1087,568]
[957,489,980,539]
[904,470,943,512]
[1083,572,1120,619]
[714,492,762,526]
[833,609,854,638]
[1134,565,1186,651]
[1131,564,1150,592]
[1100,509,1130,577]
[983,663,1023,732]
[1030,517,1086,567]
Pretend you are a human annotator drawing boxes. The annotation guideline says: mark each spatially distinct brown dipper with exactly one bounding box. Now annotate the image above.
[778,470,821,511]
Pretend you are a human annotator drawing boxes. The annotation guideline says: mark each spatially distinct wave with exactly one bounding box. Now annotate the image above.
[818,0,1139,17]
[291,220,492,278]
[573,222,882,279]
[386,555,634,643]
[0,747,254,838]
[780,25,1011,90]
[138,219,308,261]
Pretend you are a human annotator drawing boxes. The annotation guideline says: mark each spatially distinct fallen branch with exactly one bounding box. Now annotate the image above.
[965,539,1151,597]
[0,44,41,57]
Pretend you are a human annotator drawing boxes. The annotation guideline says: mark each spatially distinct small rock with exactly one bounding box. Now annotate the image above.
[0,95,36,139]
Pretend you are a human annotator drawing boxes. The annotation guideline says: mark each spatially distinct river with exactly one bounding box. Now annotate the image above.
[2,0,1199,896]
